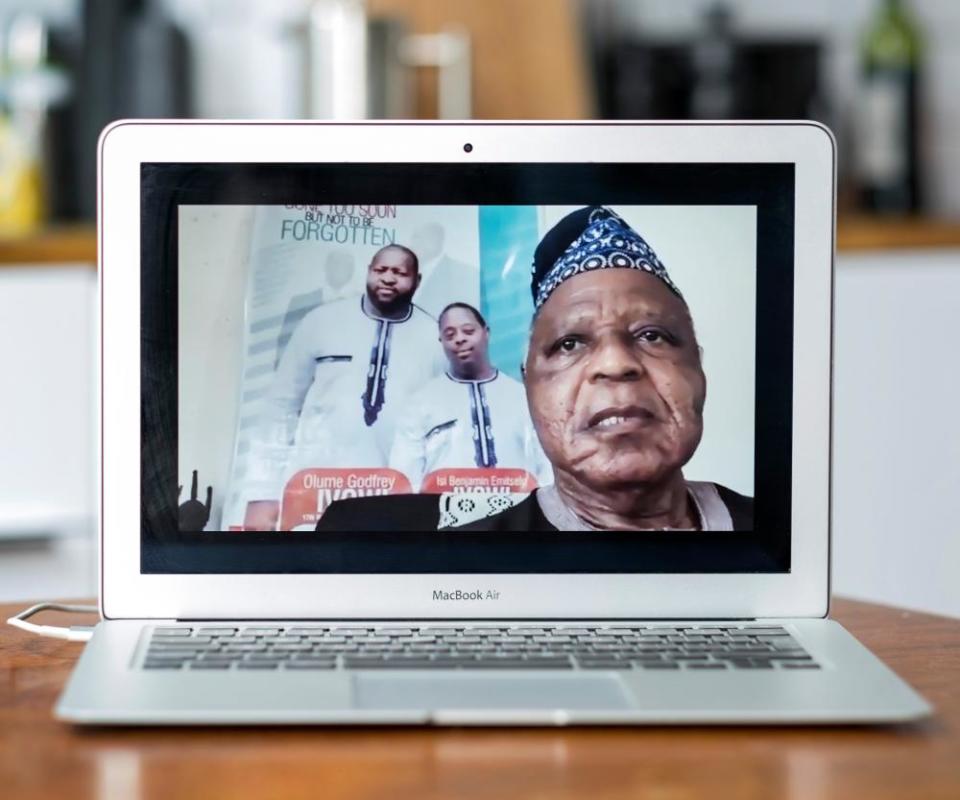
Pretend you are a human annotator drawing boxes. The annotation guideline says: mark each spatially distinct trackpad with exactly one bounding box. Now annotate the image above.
[355,674,633,711]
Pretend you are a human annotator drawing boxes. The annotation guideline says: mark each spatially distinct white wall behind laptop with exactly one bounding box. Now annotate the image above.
[0,266,97,602]
[0,250,958,618]
[832,248,960,618]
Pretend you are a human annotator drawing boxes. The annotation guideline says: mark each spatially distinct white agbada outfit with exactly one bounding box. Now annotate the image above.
[389,370,553,491]
[248,295,445,499]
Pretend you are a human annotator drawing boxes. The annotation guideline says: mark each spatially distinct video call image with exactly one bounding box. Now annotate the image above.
[178,204,756,533]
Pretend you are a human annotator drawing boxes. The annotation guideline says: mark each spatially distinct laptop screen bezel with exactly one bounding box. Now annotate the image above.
[100,121,833,620]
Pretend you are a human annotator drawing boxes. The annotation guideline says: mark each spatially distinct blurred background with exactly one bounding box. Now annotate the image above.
[0,0,957,616]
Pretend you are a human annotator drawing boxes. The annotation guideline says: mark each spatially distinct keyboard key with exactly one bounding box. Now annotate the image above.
[686,663,728,670]
[238,662,279,670]
[723,649,774,656]
[639,663,680,670]
[243,628,281,636]
[470,659,572,669]
[284,661,338,669]
[578,660,626,669]
[143,661,183,669]
[197,627,237,636]
[189,662,231,670]
[145,651,193,660]
[154,627,192,636]
[346,657,420,668]
[781,662,821,669]
[577,652,623,661]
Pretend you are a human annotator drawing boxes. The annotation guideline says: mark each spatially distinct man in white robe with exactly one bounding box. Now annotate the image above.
[245,244,445,529]
[389,303,552,491]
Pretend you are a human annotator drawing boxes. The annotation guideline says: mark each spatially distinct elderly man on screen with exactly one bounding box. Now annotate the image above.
[450,206,753,531]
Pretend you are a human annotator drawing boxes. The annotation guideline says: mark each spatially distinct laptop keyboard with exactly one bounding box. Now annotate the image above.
[142,624,819,671]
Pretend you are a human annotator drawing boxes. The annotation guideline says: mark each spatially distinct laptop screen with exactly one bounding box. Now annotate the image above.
[141,162,794,574]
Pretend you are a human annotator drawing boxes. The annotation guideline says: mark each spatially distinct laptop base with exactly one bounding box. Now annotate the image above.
[56,618,930,725]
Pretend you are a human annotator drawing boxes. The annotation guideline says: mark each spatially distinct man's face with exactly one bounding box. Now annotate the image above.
[439,307,489,371]
[365,248,419,311]
[524,269,705,490]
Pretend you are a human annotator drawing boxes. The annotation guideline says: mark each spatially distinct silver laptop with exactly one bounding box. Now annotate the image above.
[57,121,930,725]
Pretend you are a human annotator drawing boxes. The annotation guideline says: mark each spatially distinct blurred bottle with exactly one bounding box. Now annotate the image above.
[855,0,923,214]
[690,3,736,119]
[0,13,69,236]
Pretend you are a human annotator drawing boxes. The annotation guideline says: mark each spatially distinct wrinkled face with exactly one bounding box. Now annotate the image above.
[439,306,489,372]
[525,269,706,490]
[365,248,419,311]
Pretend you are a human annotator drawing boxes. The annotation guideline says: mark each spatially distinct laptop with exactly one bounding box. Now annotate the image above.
[56,120,930,724]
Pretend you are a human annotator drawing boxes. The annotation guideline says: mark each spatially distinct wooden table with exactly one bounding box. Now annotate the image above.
[1,598,958,799]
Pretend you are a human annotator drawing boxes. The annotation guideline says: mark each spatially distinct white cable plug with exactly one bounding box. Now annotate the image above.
[6,602,99,642]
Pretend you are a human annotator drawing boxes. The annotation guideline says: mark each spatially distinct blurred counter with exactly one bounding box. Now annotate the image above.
[837,216,960,251]
[0,226,96,265]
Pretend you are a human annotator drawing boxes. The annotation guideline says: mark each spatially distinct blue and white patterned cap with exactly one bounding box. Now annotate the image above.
[532,206,681,311]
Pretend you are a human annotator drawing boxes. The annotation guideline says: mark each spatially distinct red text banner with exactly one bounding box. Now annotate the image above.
[420,468,537,495]
[280,468,412,531]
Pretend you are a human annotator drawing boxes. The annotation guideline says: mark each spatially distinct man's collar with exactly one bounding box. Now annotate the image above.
[446,368,499,385]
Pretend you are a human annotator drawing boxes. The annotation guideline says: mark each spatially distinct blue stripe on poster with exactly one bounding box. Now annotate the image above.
[478,206,539,381]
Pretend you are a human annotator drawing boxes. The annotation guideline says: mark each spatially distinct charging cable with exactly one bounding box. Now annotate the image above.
[6,602,99,642]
